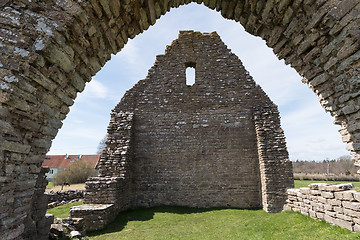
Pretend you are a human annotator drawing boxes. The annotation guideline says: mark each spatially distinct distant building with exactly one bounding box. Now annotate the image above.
[42,154,100,181]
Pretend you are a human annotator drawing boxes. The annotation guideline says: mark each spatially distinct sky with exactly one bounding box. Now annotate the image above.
[48,3,348,161]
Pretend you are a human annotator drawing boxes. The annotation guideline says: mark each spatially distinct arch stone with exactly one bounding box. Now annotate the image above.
[0,0,359,238]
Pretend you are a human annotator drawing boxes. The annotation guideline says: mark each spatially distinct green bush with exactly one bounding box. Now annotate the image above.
[54,159,96,185]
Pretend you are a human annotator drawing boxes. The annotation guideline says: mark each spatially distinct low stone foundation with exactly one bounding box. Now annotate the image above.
[285,183,360,232]
[46,190,84,207]
[70,204,117,231]
[69,177,130,231]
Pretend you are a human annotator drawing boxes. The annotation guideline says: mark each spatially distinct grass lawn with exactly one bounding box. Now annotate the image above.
[47,181,360,239]
[47,181,54,188]
[47,201,83,219]
[295,180,360,191]
[85,206,360,240]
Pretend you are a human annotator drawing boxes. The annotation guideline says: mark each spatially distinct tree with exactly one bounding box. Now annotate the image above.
[53,159,96,186]
[97,134,107,154]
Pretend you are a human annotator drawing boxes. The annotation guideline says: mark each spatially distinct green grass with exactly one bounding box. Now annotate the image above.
[48,181,360,239]
[47,181,54,188]
[86,206,360,240]
[47,201,83,219]
[295,180,360,191]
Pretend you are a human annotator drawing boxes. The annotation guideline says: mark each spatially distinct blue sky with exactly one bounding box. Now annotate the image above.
[48,3,348,161]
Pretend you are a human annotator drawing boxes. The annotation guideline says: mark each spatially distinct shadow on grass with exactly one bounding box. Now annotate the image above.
[86,205,260,237]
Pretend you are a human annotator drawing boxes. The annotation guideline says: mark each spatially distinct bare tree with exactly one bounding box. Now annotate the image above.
[292,155,357,175]
[96,134,107,154]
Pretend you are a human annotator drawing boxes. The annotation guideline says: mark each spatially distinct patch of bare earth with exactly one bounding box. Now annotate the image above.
[46,183,85,192]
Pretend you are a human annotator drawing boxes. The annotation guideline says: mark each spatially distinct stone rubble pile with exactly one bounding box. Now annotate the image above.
[49,217,85,239]
[46,190,84,208]
[285,183,360,232]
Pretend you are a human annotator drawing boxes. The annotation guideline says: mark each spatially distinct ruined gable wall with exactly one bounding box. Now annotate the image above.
[114,31,281,209]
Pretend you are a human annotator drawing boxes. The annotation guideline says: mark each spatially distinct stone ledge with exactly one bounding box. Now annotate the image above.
[70,204,119,231]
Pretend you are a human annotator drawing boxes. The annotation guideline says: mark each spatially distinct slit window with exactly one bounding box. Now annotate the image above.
[185,62,196,86]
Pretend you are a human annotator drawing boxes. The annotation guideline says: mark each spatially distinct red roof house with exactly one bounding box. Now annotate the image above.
[42,154,100,181]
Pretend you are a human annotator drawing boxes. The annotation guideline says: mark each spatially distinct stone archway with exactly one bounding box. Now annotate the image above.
[0,0,359,238]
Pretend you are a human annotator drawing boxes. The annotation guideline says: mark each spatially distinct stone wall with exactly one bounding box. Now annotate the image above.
[46,190,84,207]
[75,31,294,230]
[112,31,293,211]
[70,112,134,231]
[286,183,360,232]
[0,0,358,238]
[22,167,53,240]
[254,104,294,212]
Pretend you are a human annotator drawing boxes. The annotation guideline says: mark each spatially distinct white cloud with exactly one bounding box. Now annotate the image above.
[76,78,109,102]
[114,39,141,66]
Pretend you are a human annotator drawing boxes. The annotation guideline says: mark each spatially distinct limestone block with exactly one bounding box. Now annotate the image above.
[353,217,360,225]
[336,218,354,231]
[309,183,327,190]
[325,213,354,231]
[300,187,310,194]
[287,188,300,196]
[321,191,334,199]
[353,192,360,202]
[288,195,297,201]
[325,183,354,192]
[325,210,337,217]
[283,205,292,211]
[343,208,360,218]
[354,224,360,232]
[314,203,324,212]
[327,199,342,206]
[316,212,324,220]
[324,214,336,225]
[343,191,357,201]
[318,196,327,203]
[343,201,360,211]
[309,209,316,218]
[336,213,352,221]
[334,206,344,214]
[310,190,321,196]
[293,207,300,212]
[324,204,333,211]
[334,191,344,199]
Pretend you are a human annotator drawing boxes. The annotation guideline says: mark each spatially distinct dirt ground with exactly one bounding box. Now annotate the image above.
[45,183,85,192]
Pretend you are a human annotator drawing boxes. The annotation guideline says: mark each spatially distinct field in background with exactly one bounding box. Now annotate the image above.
[45,183,85,192]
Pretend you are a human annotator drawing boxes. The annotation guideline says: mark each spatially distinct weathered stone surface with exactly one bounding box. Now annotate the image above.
[70,204,116,231]
[286,183,360,232]
[343,190,357,201]
[321,191,335,199]
[22,167,53,240]
[0,0,359,237]
[46,190,84,207]
[76,31,294,231]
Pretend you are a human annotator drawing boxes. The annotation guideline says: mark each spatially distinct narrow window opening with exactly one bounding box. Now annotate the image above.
[185,62,196,86]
